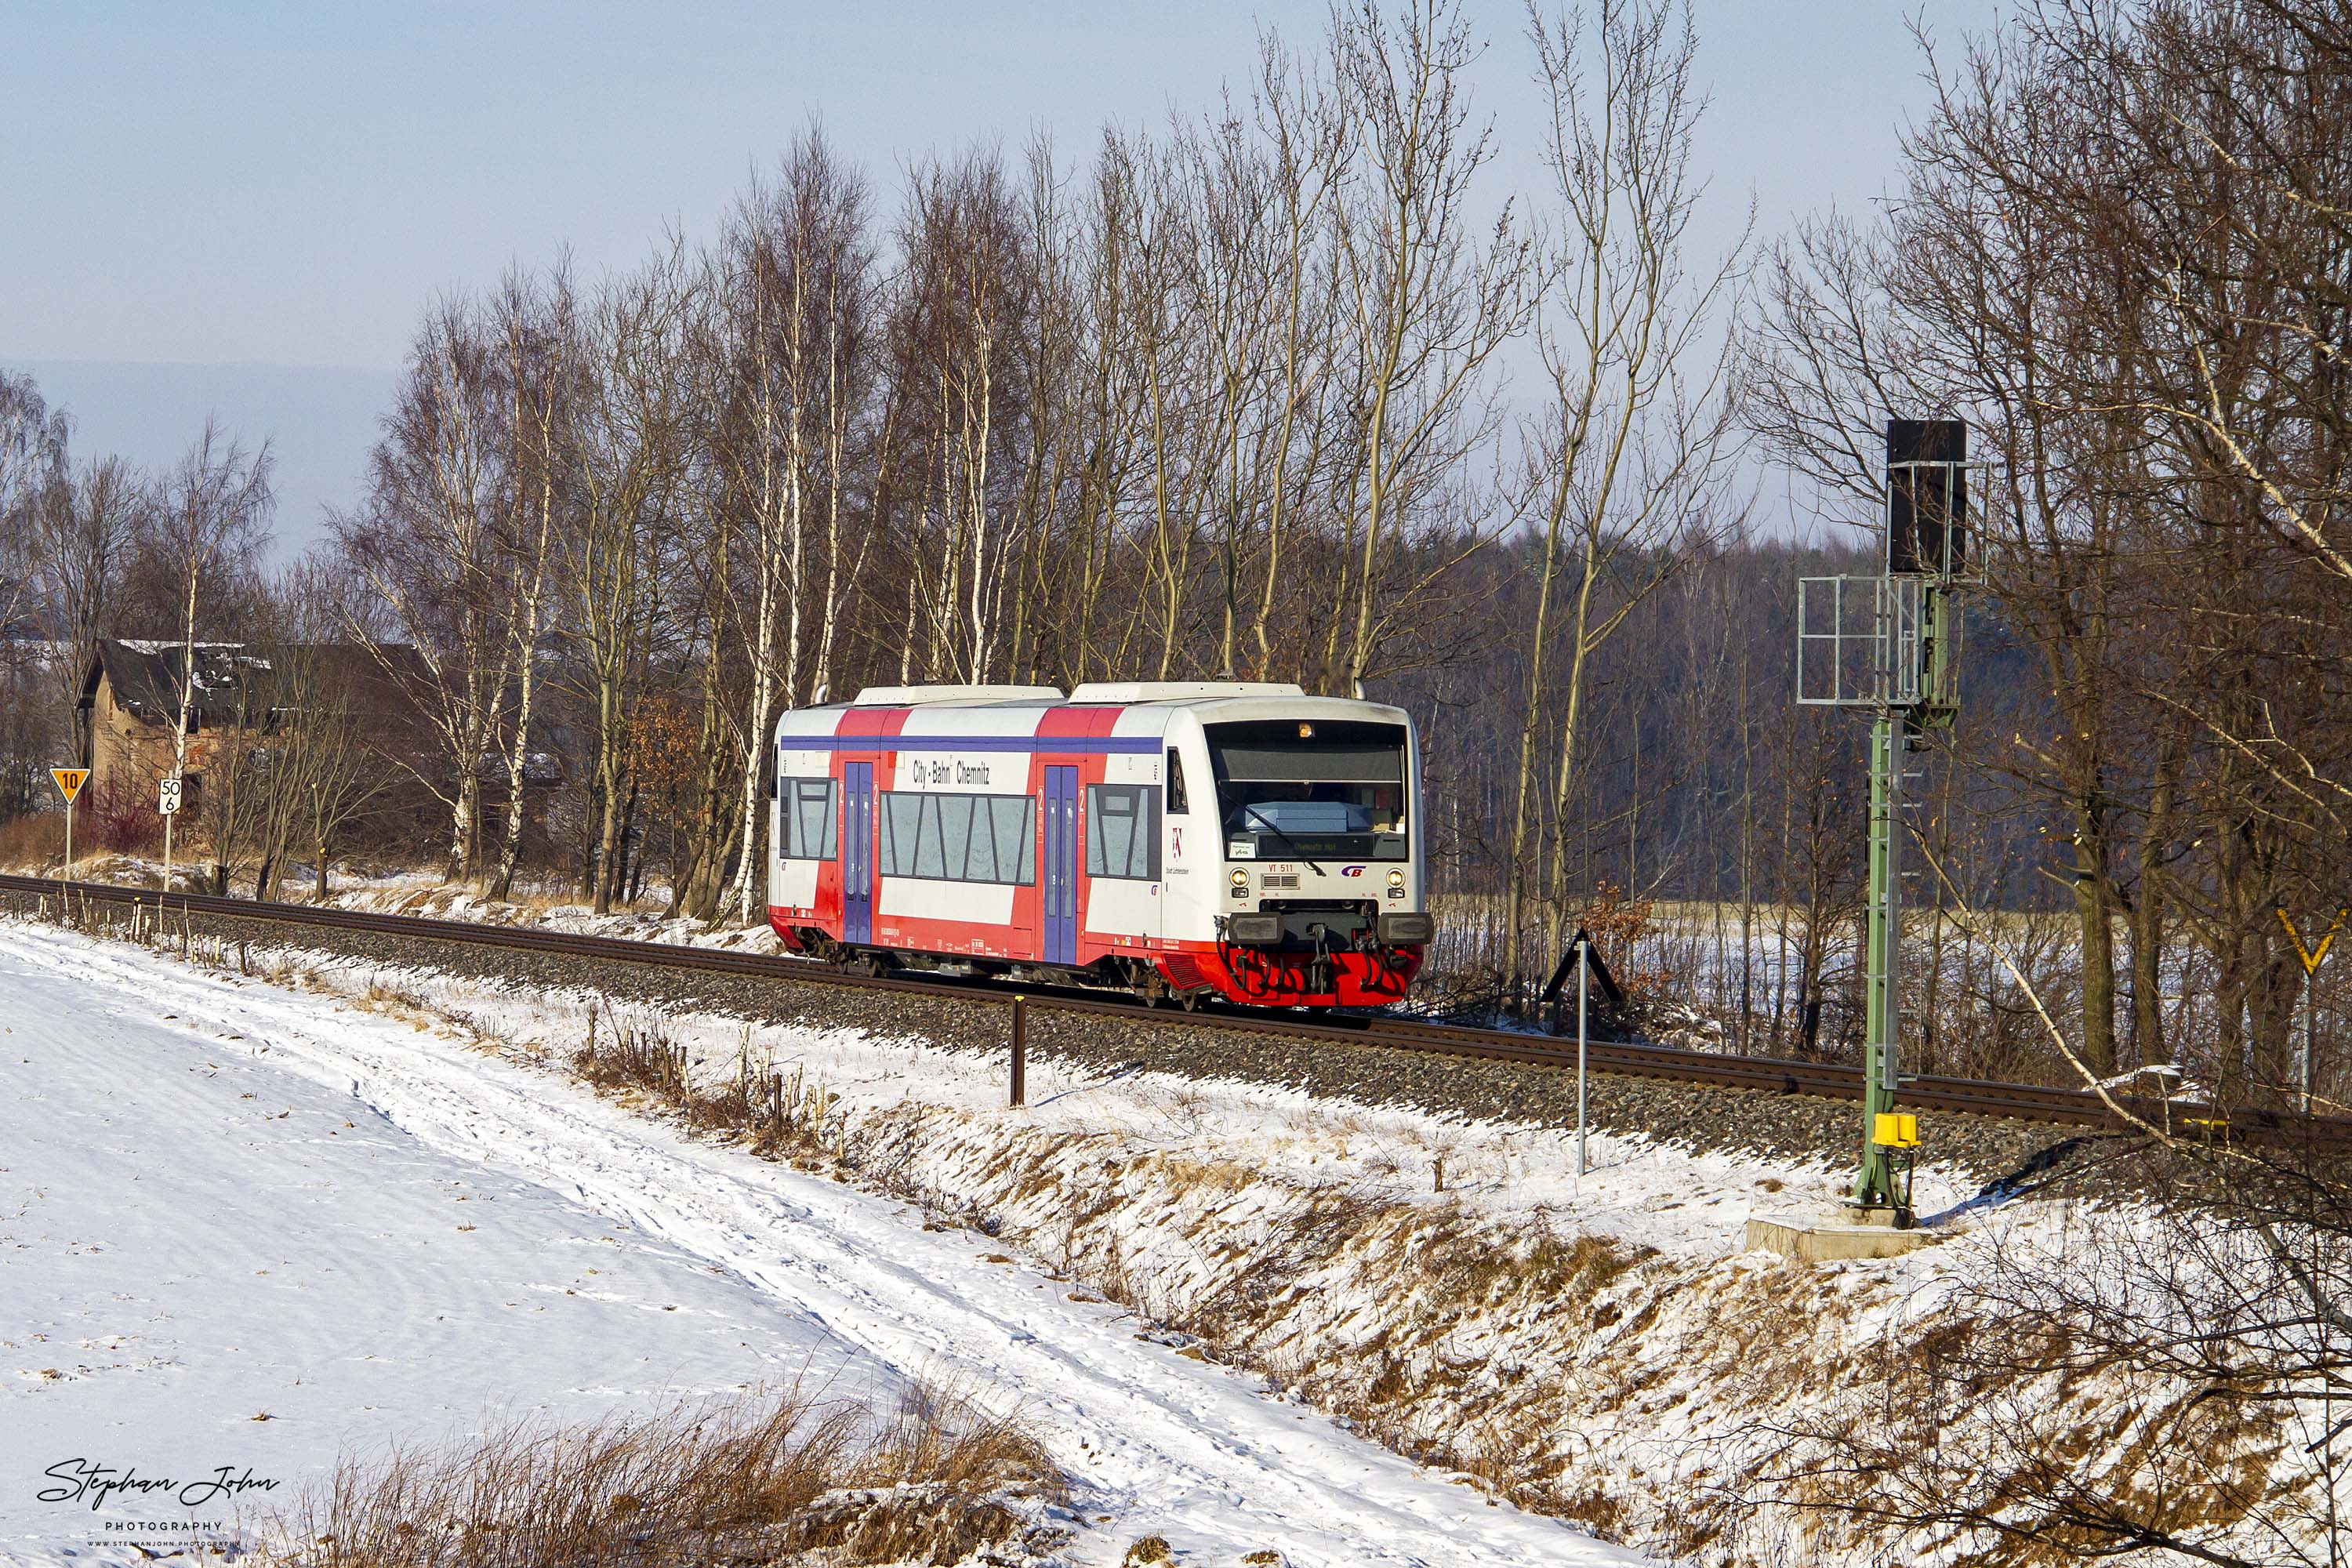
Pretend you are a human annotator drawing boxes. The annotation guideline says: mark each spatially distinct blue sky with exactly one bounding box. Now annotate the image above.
[2,2,1994,549]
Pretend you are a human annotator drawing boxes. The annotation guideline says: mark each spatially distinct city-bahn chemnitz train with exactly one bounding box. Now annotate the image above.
[766,682,1432,1008]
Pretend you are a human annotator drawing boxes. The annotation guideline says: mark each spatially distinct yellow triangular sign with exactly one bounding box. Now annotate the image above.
[51,768,89,804]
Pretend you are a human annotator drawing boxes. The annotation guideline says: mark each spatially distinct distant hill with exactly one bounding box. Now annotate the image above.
[3,359,395,562]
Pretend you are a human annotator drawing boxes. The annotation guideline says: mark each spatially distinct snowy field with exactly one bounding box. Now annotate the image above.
[0,921,1646,1566]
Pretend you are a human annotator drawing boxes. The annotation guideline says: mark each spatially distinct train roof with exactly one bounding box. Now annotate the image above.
[833,681,1316,708]
[778,681,1410,736]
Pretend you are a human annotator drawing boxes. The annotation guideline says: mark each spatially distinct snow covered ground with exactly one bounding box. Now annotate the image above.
[0,920,1646,1567]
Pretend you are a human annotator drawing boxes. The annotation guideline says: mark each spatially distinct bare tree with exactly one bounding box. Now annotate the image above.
[1500,0,1747,995]
[151,421,274,883]
[336,296,517,884]
[0,370,70,637]
[1326,0,1529,699]
[487,263,575,902]
[562,245,696,913]
[713,128,876,921]
[32,456,147,760]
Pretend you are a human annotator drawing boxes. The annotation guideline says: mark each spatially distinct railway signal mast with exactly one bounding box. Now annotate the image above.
[1796,420,1979,1222]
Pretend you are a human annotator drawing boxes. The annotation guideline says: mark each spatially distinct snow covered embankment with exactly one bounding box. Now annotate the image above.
[0,919,1639,1568]
[500,980,2328,1566]
[13,909,2319,1566]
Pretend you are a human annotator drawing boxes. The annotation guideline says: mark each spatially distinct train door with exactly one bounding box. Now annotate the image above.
[842,760,874,945]
[1043,764,1079,965]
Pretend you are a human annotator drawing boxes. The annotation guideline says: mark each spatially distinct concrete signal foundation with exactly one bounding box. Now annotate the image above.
[1746,1214,1938,1262]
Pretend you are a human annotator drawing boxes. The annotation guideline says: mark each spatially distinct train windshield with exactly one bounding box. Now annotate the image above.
[1203,719,1409,861]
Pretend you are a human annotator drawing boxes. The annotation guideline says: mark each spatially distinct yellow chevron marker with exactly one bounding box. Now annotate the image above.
[2279,906,2346,1112]
[2278,906,2347,978]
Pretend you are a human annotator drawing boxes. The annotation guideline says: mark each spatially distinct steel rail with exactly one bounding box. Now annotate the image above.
[7,872,2343,1149]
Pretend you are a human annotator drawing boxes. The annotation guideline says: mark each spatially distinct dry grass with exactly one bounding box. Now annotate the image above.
[572,1006,852,1159]
[247,1381,1065,1567]
[0,813,60,873]
[572,1009,691,1104]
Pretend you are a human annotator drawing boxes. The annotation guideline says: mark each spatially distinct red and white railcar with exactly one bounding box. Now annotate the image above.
[766,682,1430,1007]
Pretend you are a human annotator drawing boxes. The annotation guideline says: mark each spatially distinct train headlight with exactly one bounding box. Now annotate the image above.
[1387,869,1406,890]
[1229,868,1249,899]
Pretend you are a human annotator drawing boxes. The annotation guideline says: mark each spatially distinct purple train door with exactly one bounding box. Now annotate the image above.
[1043,765,1078,966]
[842,760,874,945]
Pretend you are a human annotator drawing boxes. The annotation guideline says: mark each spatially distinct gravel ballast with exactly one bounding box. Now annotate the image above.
[16,891,2112,1195]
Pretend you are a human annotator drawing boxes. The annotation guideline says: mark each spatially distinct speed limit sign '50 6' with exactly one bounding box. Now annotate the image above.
[158,776,182,815]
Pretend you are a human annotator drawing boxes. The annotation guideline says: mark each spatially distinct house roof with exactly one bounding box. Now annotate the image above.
[80,638,561,784]
[88,641,267,724]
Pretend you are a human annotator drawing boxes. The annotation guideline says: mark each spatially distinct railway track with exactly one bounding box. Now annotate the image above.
[6,870,2341,1149]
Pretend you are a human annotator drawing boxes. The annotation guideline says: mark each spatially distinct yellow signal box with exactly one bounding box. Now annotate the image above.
[1871,1112,1920,1149]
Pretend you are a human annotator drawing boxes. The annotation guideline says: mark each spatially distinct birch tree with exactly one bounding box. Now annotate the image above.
[151,421,274,884]
[1327,0,1529,699]
[488,264,575,901]
[0,372,69,640]
[715,129,875,921]
[336,297,515,883]
[1503,0,1747,993]
[563,248,695,913]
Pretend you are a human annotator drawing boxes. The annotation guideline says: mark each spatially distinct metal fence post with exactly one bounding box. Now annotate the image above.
[1576,938,1589,1177]
[1010,994,1027,1108]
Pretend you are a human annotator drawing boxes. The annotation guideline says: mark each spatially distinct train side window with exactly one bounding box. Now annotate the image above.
[939,795,977,879]
[782,778,837,859]
[1165,750,1189,815]
[913,796,948,879]
[964,797,1000,881]
[1085,784,1160,880]
[993,797,1037,884]
[881,793,924,876]
[877,791,1036,884]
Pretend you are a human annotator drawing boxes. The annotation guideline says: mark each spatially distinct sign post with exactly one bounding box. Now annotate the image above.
[1576,938,1590,1177]
[50,768,89,880]
[161,771,183,886]
[158,775,183,890]
[2279,906,2346,1115]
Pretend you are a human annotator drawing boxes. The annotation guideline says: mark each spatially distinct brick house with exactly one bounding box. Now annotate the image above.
[74,638,560,856]
[77,641,263,815]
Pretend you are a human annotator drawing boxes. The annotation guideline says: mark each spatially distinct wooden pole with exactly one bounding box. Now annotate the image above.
[1010,994,1027,1108]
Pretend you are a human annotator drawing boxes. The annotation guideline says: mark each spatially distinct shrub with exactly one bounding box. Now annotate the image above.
[85,775,162,853]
